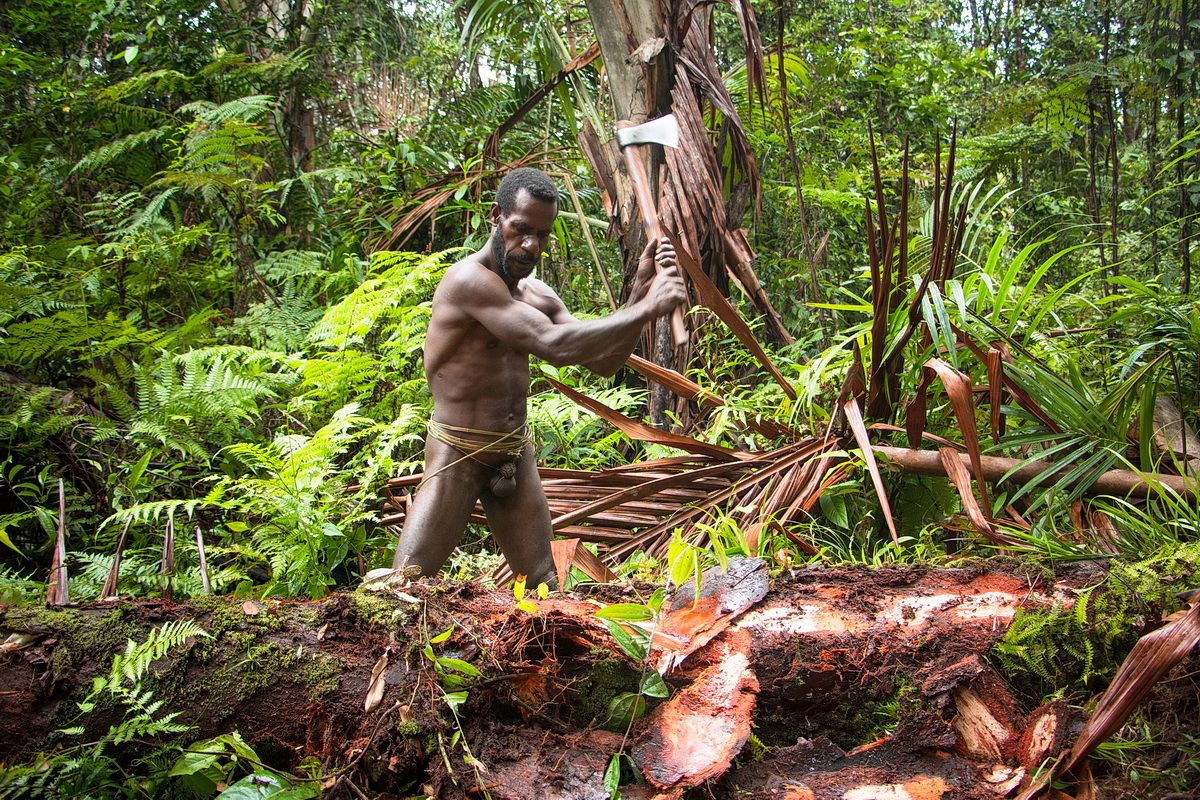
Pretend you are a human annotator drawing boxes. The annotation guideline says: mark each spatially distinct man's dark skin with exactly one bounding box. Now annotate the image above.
[390,172,686,586]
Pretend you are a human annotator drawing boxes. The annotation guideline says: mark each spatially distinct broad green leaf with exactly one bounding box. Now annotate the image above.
[217,773,318,799]
[437,657,482,677]
[595,603,654,622]
[603,753,621,797]
[602,619,649,661]
[606,692,647,729]
[639,670,669,699]
[169,750,222,777]
[443,690,469,712]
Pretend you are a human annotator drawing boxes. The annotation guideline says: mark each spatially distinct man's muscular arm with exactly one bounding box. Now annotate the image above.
[449,262,684,376]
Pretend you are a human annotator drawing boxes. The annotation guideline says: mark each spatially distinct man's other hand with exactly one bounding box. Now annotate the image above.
[636,236,677,283]
[647,263,687,317]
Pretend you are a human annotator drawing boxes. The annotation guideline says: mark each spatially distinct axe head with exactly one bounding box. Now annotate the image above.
[616,114,679,149]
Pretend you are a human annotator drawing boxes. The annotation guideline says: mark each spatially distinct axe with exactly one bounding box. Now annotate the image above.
[616,114,688,347]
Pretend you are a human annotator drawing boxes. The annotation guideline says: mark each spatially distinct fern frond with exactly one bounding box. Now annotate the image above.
[73,127,174,175]
[308,248,458,350]
[178,94,276,124]
[97,68,191,102]
[102,493,225,533]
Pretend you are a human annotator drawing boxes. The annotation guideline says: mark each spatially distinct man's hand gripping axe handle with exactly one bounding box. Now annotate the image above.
[616,115,688,348]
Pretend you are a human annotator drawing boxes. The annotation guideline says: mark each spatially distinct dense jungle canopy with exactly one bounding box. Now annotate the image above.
[3,0,1200,798]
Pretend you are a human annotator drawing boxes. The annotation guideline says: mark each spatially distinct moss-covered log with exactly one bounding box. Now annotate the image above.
[0,563,1169,799]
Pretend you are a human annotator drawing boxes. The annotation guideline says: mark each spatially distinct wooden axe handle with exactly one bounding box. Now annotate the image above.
[617,127,688,348]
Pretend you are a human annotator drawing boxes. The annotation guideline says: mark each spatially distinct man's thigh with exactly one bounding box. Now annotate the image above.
[480,444,556,586]
[392,439,485,574]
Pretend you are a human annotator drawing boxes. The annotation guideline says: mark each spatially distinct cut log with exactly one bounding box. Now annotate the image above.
[0,566,1102,799]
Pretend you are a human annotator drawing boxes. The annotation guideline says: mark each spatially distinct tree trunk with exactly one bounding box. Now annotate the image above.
[580,0,791,428]
[1,565,1103,799]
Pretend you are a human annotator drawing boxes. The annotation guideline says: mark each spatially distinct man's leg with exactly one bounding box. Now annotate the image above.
[480,444,557,587]
[392,438,482,576]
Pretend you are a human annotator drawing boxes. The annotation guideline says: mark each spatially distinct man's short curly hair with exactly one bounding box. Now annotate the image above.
[495,167,559,215]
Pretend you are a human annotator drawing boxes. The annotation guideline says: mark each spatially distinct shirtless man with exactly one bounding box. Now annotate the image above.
[389,167,686,587]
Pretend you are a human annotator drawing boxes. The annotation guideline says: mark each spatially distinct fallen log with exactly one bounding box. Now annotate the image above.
[873,445,1197,499]
[0,564,1106,799]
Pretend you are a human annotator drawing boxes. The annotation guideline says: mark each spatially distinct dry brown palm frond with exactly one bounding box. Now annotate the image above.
[368,150,551,252]
[542,375,749,461]
[625,354,798,443]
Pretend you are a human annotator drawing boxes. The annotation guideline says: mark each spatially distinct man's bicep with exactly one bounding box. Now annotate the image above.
[526,279,575,324]
[457,281,555,352]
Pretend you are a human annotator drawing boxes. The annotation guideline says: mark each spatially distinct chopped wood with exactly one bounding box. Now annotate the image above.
[160,512,175,601]
[99,517,132,600]
[652,558,769,674]
[194,527,211,595]
[635,627,758,793]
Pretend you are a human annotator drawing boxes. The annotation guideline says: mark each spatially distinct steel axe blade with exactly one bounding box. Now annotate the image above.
[616,114,680,150]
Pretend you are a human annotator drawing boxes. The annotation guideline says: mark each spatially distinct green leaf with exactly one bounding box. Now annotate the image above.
[595,603,654,622]
[818,493,849,529]
[123,45,139,64]
[217,773,318,799]
[429,626,454,644]
[169,751,221,777]
[639,670,669,699]
[602,619,649,661]
[605,692,647,729]
[436,657,482,678]
[443,691,469,712]
[603,753,621,797]
[667,535,698,591]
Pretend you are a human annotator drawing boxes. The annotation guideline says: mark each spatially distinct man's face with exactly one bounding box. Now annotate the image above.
[490,189,557,282]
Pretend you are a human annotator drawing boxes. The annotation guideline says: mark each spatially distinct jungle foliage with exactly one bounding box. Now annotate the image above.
[4,0,1200,795]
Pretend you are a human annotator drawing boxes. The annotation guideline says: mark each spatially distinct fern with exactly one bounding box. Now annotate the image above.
[216,402,374,597]
[0,621,208,798]
[96,69,192,103]
[178,95,277,125]
[81,619,209,711]
[102,486,228,535]
[307,248,455,350]
[72,127,174,175]
[128,350,280,460]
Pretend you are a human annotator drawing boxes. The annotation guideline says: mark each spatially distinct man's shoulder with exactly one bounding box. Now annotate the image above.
[438,256,505,300]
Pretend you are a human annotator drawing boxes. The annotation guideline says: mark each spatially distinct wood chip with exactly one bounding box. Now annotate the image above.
[364,649,390,712]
